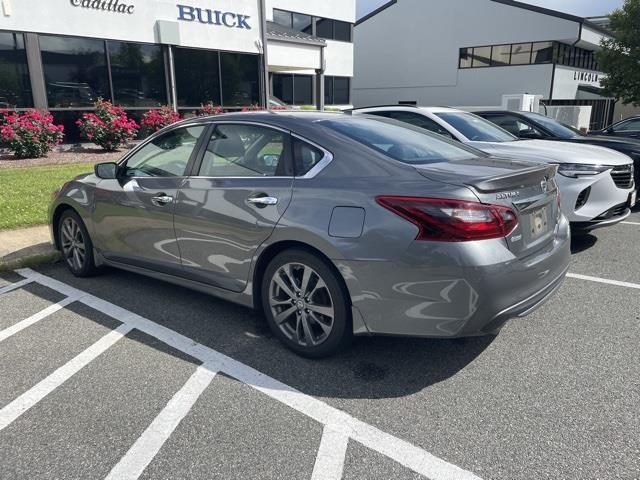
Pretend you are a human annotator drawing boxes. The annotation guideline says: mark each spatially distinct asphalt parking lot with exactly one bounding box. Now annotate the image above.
[1,210,639,480]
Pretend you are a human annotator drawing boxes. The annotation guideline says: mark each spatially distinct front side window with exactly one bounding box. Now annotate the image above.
[124,126,205,177]
[40,35,109,108]
[108,41,166,108]
[435,112,516,142]
[483,114,543,138]
[0,32,32,108]
[198,124,291,177]
[322,117,482,165]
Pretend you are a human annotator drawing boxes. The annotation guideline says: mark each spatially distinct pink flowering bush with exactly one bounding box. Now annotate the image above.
[140,106,181,134]
[76,99,138,151]
[0,109,64,158]
[197,102,223,116]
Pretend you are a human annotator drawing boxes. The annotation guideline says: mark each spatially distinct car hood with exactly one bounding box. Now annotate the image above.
[466,139,633,166]
[575,135,640,150]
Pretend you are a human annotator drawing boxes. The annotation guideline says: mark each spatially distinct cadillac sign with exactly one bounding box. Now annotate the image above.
[70,0,135,14]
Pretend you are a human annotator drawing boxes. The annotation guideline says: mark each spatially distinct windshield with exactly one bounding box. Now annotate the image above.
[521,112,583,138]
[436,112,516,142]
[320,117,483,164]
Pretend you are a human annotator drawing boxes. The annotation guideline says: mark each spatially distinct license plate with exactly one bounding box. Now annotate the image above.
[630,191,637,208]
[530,206,549,238]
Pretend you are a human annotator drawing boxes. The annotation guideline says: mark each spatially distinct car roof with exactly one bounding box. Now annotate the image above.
[353,105,465,114]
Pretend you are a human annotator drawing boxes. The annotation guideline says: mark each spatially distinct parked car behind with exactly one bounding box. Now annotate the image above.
[475,110,640,190]
[590,115,640,140]
[50,112,570,357]
[354,106,636,231]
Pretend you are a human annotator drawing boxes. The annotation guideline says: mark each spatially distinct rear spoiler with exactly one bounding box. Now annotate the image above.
[469,164,558,193]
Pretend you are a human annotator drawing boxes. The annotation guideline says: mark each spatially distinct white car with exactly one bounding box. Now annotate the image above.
[354,106,636,231]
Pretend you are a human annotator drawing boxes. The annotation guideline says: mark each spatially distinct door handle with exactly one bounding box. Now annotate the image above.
[151,194,173,207]
[247,195,278,207]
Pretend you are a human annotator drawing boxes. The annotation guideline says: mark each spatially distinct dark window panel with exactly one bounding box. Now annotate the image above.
[174,47,220,107]
[459,48,472,68]
[472,46,491,67]
[334,21,351,42]
[491,44,511,66]
[292,13,313,34]
[220,52,259,107]
[315,18,333,39]
[333,77,350,104]
[40,35,110,108]
[0,32,32,108]
[108,41,166,108]
[273,74,293,104]
[531,42,554,64]
[273,9,292,28]
[293,75,312,105]
[510,43,532,65]
[324,76,333,105]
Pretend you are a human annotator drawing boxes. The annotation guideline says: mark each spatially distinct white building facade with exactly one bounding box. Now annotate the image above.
[0,0,354,140]
[353,0,614,129]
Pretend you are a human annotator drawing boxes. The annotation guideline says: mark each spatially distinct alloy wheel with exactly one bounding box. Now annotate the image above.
[268,262,335,347]
[60,217,86,272]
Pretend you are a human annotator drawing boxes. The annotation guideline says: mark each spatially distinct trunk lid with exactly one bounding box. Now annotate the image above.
[414,157,560,257]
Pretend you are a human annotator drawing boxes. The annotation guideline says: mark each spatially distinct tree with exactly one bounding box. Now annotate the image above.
[597,0,640,105]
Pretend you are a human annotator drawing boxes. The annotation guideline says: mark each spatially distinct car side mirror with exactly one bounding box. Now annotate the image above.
[94,162,119,179]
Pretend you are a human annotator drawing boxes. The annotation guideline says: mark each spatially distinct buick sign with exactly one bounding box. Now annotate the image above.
[177,4,251,29]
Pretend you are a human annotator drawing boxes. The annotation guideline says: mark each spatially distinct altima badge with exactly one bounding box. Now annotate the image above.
[497,191,520,199]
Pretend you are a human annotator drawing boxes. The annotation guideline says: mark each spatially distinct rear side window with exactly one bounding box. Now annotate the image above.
[369,111,454,138]
[293,138,324,176]
[198,124,292,177]
[435,112,515,142]
[321,117,480,165]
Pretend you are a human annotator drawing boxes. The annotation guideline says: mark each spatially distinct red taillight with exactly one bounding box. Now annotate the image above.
[376,196,518,242]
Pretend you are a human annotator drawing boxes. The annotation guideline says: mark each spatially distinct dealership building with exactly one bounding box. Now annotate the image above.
[0,0,354,140]
[354,0,616,129]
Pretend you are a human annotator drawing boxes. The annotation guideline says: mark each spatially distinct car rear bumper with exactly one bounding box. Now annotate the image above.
[338,215,571,338]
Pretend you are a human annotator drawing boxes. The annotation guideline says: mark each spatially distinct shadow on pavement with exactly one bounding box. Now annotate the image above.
[570,233,598,254]
[8,264,495,401]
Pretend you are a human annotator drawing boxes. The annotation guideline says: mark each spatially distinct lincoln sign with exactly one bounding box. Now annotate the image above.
[70,0,135,14]
[177,4,251,29]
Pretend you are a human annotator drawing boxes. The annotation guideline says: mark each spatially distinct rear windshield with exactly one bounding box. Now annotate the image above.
[521,112,583,138]
[320,117,482,164]
[436,112,516,142]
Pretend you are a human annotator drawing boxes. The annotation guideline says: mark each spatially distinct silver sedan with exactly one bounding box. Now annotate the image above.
[50,112,570,357]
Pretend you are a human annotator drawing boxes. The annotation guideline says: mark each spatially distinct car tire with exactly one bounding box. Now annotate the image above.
[261,249,352,358]
[58,209,99,277]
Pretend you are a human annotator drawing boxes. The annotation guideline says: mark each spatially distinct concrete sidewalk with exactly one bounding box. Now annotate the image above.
[0,225,59,271]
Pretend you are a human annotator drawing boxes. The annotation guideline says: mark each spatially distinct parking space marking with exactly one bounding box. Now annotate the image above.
[567,273,640,290]
[0,296,79,343]
[11,268,481,480]
[311,426,350,480]
[621,221,640,226]
[0,278,33,295]
[0,324,132,432]
[105,365,217,480]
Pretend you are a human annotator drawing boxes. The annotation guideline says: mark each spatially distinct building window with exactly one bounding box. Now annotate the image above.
[510,43,532,65]
[273,9,352,42]
[324,76,350,105]
[471,46,491,68]
[491,44,511,66]
[220,52,259,107]
[0,31,32,108]
[108,41,166,108]
[459,48,472,69]
[174,47,221,108]
[272,73,312,106]
[531,42,554,64]
[40,35,110,108]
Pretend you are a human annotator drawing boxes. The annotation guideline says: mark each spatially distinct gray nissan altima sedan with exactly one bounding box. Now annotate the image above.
[49,112,570,357]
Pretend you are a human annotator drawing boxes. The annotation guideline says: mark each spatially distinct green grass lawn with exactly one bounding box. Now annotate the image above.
[0,163,94,230]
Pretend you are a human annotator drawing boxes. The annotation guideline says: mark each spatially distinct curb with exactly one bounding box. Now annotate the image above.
[0,251,61,273]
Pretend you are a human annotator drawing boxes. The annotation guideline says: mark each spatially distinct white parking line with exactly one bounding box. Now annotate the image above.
[105,365,217,480]
[13,268,481,480]
[0,278,33,295]
[0,323,132,432]
[567,273,640,290]
[0,296,78,343]
[311,426,350,480]
[621,221,640,226]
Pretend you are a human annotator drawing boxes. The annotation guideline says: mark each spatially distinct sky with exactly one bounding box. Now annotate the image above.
[357,0,625,19]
